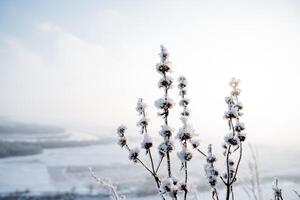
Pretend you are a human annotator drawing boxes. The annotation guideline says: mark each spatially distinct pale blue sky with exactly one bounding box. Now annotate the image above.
[0,0,300,145]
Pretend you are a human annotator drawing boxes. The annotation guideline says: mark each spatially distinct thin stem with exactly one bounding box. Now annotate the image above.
[144,123,156,176]
[220,176,227,185]
[156,156,164,173]
[214,188,220,200]
[226,145,232,200]
[196,148,207,157]
[148,150,156,174]
[137,158,165,200]
[125,145,158,183]
[183,141,188,200]
[167,152,171,177]
[230,143,243,185]
[137,158,153,175]
[140,106,165,200]
[279,195,284,200]
[162,72,172,178]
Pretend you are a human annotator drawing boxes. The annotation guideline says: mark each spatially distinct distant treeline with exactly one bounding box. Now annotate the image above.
[0,121,65,134]
[0,140,109,158]
[0,141,43,158]
[0,190,108,200]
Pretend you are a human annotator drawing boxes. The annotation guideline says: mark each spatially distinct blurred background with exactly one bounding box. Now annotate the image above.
[0,0,299,199]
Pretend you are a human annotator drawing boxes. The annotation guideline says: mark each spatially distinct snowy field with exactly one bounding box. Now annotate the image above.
[0,139,300,199]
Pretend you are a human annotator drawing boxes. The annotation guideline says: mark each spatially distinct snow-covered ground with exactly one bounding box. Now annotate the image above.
[0,140,299,199]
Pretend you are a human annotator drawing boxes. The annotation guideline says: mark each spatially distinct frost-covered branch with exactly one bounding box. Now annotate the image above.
[136,98,164,198]
[155,45,180,199]
[176,75,198,200]
[116,124,165,200]
[221,78,246,200]
[272,178,283,200]
[156,45,175,181]
[89,167,125,200]
[204,144,219,200]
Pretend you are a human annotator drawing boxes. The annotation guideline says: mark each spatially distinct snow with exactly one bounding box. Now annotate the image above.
[0,142,299,199]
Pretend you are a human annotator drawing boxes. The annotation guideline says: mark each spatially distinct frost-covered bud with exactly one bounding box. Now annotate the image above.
[228,159,235,166]
[235,102,243,110]
[224,132,240,146]
[222,151,227,156]
[156,62,172,75]
[117,125,127,137]
[181,108,190,117]
[129,148,140,163]
[159,125,174,138]
[179,98,190,107]
[158,76,173,89]
[160,177,178,198]
[229,77,240,89]
[221,143,228,156]
[155,97,175,110]
[222,172,228,179]
[180,116,189,126]
[177,125,194,141]
[235,121,245,132]
[136,117,149,128]
[207,144,216,163]
[229,77,241,97]
[224,107,239,119]
[178,182,187,193]
[225,96,234,105]
[204,164,218,187]
[141,134,153,150]
[231,88,241,96]
[118,137,127,148]
[230,167,235,176]
[178,76,187,83]
[178,76,187,88]
[159,45,169,63]
[207,154,216,163]
[158,140,174,156]
[222,142,228,149]
[179,89,187,96]
[208,177,217,187]
[237,132,247,142]
[177,147,192,162]
[204,144,219,188]
[136,98,147,115]
[190,139,200,148]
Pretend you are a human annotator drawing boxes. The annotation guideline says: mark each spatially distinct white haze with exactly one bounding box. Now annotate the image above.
[0,0,300,146]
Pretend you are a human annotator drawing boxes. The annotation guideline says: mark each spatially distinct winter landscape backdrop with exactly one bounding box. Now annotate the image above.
[0,0,300,199]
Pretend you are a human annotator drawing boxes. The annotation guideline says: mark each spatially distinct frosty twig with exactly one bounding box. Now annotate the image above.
[89,167,125,200]
[222,78,246,200]
[273,178,284,200]
[176,75,197,200]
[155,45,178,199]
